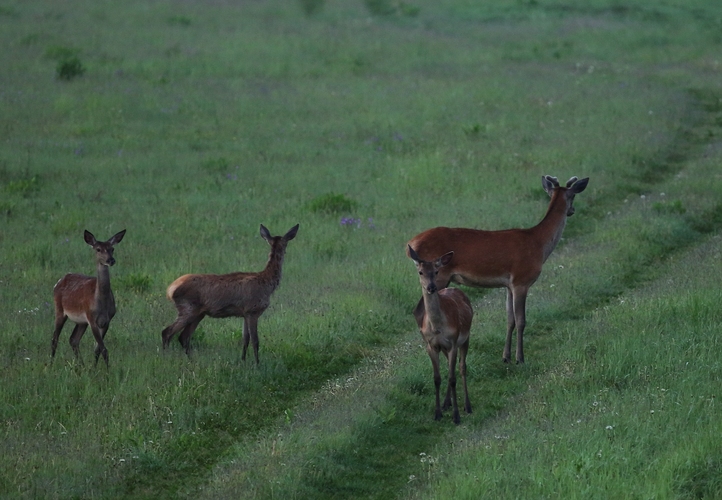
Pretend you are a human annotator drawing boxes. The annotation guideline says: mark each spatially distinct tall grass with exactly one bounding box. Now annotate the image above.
[1,0,721,498]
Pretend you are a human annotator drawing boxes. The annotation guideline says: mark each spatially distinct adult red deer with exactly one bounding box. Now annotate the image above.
[51,229,126,366]
[407,175,589,364]
[408,245,473,424]
[162,224,299,362]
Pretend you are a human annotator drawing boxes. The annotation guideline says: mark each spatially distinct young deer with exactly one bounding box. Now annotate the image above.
[408,245,474,425]
[51,229,126,366]
[162,224,299,362]
[407,175,588,364]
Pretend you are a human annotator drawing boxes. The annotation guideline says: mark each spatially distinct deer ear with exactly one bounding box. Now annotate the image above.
[283,224,299,241]
[542,175,557,197]
[407,245,421,264]
[570,177,589,194]
[84,230,97,246]
[260,224,272,242]
[109,229,126,246]
[438,251,454,268]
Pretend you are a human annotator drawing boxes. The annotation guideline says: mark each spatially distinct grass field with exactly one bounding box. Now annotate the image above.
[1,0,722,498]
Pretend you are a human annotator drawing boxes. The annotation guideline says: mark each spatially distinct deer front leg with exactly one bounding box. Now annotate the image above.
[89,324,108,367]
[244,315,260,364]
[503,288,516,363]
[427,347,443,421]
[444,346,460,425]
[513,288,528,364]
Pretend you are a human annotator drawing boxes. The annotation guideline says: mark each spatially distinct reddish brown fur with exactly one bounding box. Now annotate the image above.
[407,175,588,364]
[162,224,299,362]
[51,229,126,366]
[409,247,474,424]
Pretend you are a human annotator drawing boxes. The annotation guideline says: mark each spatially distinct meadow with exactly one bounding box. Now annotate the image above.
[1,0,721,498]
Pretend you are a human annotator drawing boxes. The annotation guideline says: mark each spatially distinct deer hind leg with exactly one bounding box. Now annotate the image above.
[51,314,68,358]
[242,315,260,364]
[69,323,88,360]
[503,288,516,363]
[178,315,204,355]
[162,303,198,349]
[458,339,472,414]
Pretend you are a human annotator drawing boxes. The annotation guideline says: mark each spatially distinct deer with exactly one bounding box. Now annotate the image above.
[408,245,474,424]
[162,223,299,362]
[51,229,126,366]
[407,175,589,364]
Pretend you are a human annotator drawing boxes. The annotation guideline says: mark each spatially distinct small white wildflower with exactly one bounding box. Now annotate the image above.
[408,475,417,482]
[606,425,614,430]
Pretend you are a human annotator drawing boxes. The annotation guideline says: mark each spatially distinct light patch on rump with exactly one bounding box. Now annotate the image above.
[167,274,193,300]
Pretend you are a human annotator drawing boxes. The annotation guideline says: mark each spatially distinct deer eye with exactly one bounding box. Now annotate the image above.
[418,271,423,275]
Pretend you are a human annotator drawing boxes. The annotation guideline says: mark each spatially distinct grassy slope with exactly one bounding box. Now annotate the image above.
[0,0,721,498]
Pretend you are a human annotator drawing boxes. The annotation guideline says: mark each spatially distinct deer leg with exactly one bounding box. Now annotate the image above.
[69,323,88,359]
[241,317,251,361]
[178,315,204,355]
[445,346,460,425]
[246,315,260,364]
[89,324,108,367]
[162,305,198,348]
[458,339,472,414]
[442,351,452,410]
[51,315,68,358]
[513,287,528,364]
[427,346,443,421]
[503,288,516,363]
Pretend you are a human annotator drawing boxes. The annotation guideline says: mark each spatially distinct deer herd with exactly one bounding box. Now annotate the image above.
[50,175,588,424]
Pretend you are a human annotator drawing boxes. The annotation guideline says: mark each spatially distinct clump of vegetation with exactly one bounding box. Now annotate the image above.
[56,57,85,80]
[307,193,358,214]
[45,45,86,80]
[5,174,40,197]
[200,157,231,173]
[653,199,686,214]
[299,0,325,16]
[118,273,153,293]
[168,15,191,26]
[363,0,419,17]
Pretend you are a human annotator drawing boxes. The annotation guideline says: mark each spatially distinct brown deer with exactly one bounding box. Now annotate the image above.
[51,229,126,366]
[407,175,589,364]
[408,245,473,424]
[162,223,299,362]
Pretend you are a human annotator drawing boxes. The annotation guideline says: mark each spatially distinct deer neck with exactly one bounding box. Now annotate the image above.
[421,290,445,332]
[260,247,285,290]
[534,191,569,262]
[95,263,113,301]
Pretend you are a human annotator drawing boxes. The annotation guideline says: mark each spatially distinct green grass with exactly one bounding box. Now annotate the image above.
[1,0,722,498]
